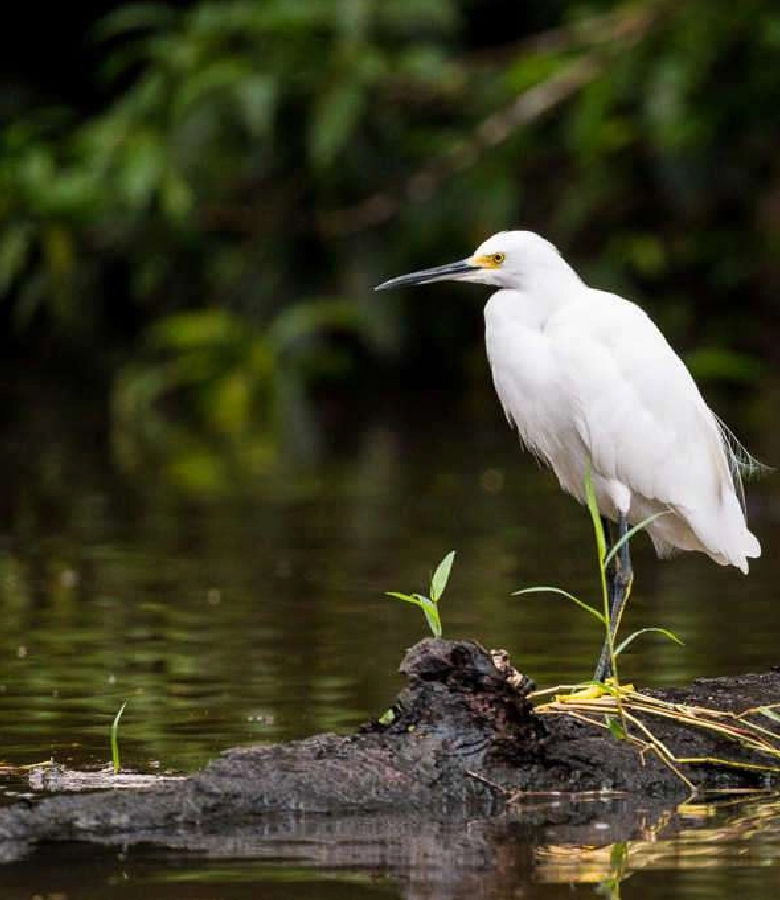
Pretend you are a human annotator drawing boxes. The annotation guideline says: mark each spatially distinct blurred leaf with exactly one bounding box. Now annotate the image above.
[236,75,278,138]
[0,226,31,295]
[94,3,176,41]
[149,310,245,350]
[173,60,253,120]
[209,370,252,435]
[166,448,232,494]
[309,80,364,168]
[161,172,194,221]
[685,348,763,384]
[118,135,164,206]
[266,299,364,355]
[43,225,75,292]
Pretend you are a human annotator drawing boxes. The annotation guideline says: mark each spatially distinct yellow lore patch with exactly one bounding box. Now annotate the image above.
[472,252,506,268]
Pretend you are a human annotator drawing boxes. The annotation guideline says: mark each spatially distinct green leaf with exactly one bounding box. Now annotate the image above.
[384,591,423,608]
[613,627,684,658]
[606,715,628,741]
[604,511,669,568]
[429,550,455,603]
[377,708,395,726]
[757,706,780,725]
[513,586,606,624]
[418,596,442,638]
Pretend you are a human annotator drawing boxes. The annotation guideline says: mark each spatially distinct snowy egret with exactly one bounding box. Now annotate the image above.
[376,231,763,679]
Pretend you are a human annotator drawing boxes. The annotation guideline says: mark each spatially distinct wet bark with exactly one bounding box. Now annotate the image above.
[0,638,778,862]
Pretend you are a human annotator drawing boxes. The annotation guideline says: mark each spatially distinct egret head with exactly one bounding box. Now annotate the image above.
[375,230,569,292]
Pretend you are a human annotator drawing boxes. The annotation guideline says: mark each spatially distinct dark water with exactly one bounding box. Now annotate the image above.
[1,374,780,897]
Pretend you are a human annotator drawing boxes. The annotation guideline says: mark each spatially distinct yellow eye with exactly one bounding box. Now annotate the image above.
[491,252,505,265]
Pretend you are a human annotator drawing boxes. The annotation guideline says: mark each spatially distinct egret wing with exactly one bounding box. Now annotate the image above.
[551,291,731,512]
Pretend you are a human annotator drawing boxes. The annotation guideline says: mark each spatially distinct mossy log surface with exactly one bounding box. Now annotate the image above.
[1,638,779,862]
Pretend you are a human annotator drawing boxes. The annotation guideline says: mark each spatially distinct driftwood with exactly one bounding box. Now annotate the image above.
[0,638,779,865]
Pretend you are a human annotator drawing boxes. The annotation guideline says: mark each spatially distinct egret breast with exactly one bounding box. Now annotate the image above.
[484,290,592,504]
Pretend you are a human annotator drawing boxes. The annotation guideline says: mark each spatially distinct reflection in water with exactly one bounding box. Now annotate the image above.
[4,792,779,900]
[535,793,780,893]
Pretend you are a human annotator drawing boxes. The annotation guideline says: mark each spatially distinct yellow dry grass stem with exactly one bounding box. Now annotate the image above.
[554,678,635,703]
[532,686,780,793]
[0,759,53,774]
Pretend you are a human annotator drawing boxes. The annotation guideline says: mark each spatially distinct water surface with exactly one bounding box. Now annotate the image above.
[1,375,779,896]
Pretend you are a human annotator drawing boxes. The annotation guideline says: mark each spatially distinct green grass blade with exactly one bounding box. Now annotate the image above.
[110,701,128,775]
[513,586,606,624]
[613,627,684,658]
[604,511,669,568]
[584,469,611,665]
[584,467,606,563]
[430,550,456,603]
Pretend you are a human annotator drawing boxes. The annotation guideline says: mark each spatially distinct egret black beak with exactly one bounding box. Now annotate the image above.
[374,259,477,291]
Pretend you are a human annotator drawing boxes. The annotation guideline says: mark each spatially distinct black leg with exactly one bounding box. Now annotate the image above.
[593,514,632,682]
[593,516,616,682]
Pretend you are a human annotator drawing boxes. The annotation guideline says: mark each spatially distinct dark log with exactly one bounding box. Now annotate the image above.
[0,638,778,864]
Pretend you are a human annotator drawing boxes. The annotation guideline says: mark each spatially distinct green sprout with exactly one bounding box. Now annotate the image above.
[514,470,682,694]
[110,701,128,774]
[385,550,456,638]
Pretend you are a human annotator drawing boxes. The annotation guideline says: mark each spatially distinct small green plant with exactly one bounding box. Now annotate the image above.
[110,701,128,774]
[597,841,629,899]
[385,551,456,638]
[514,470,682,695]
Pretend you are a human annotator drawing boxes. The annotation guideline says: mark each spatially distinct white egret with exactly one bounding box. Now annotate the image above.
[376,231,763,679]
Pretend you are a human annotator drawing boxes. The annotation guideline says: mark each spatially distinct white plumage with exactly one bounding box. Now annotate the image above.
[377,230,761,574]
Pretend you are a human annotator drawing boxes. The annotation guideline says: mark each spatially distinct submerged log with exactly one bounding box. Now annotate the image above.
[0,638,779,860]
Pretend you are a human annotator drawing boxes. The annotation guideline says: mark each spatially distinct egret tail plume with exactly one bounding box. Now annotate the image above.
[714,413,772,514]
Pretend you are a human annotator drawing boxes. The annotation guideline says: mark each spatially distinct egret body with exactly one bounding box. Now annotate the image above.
[376,231,762,678]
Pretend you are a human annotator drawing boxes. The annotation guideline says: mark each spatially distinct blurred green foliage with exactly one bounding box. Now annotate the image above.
[1,0,779,457]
